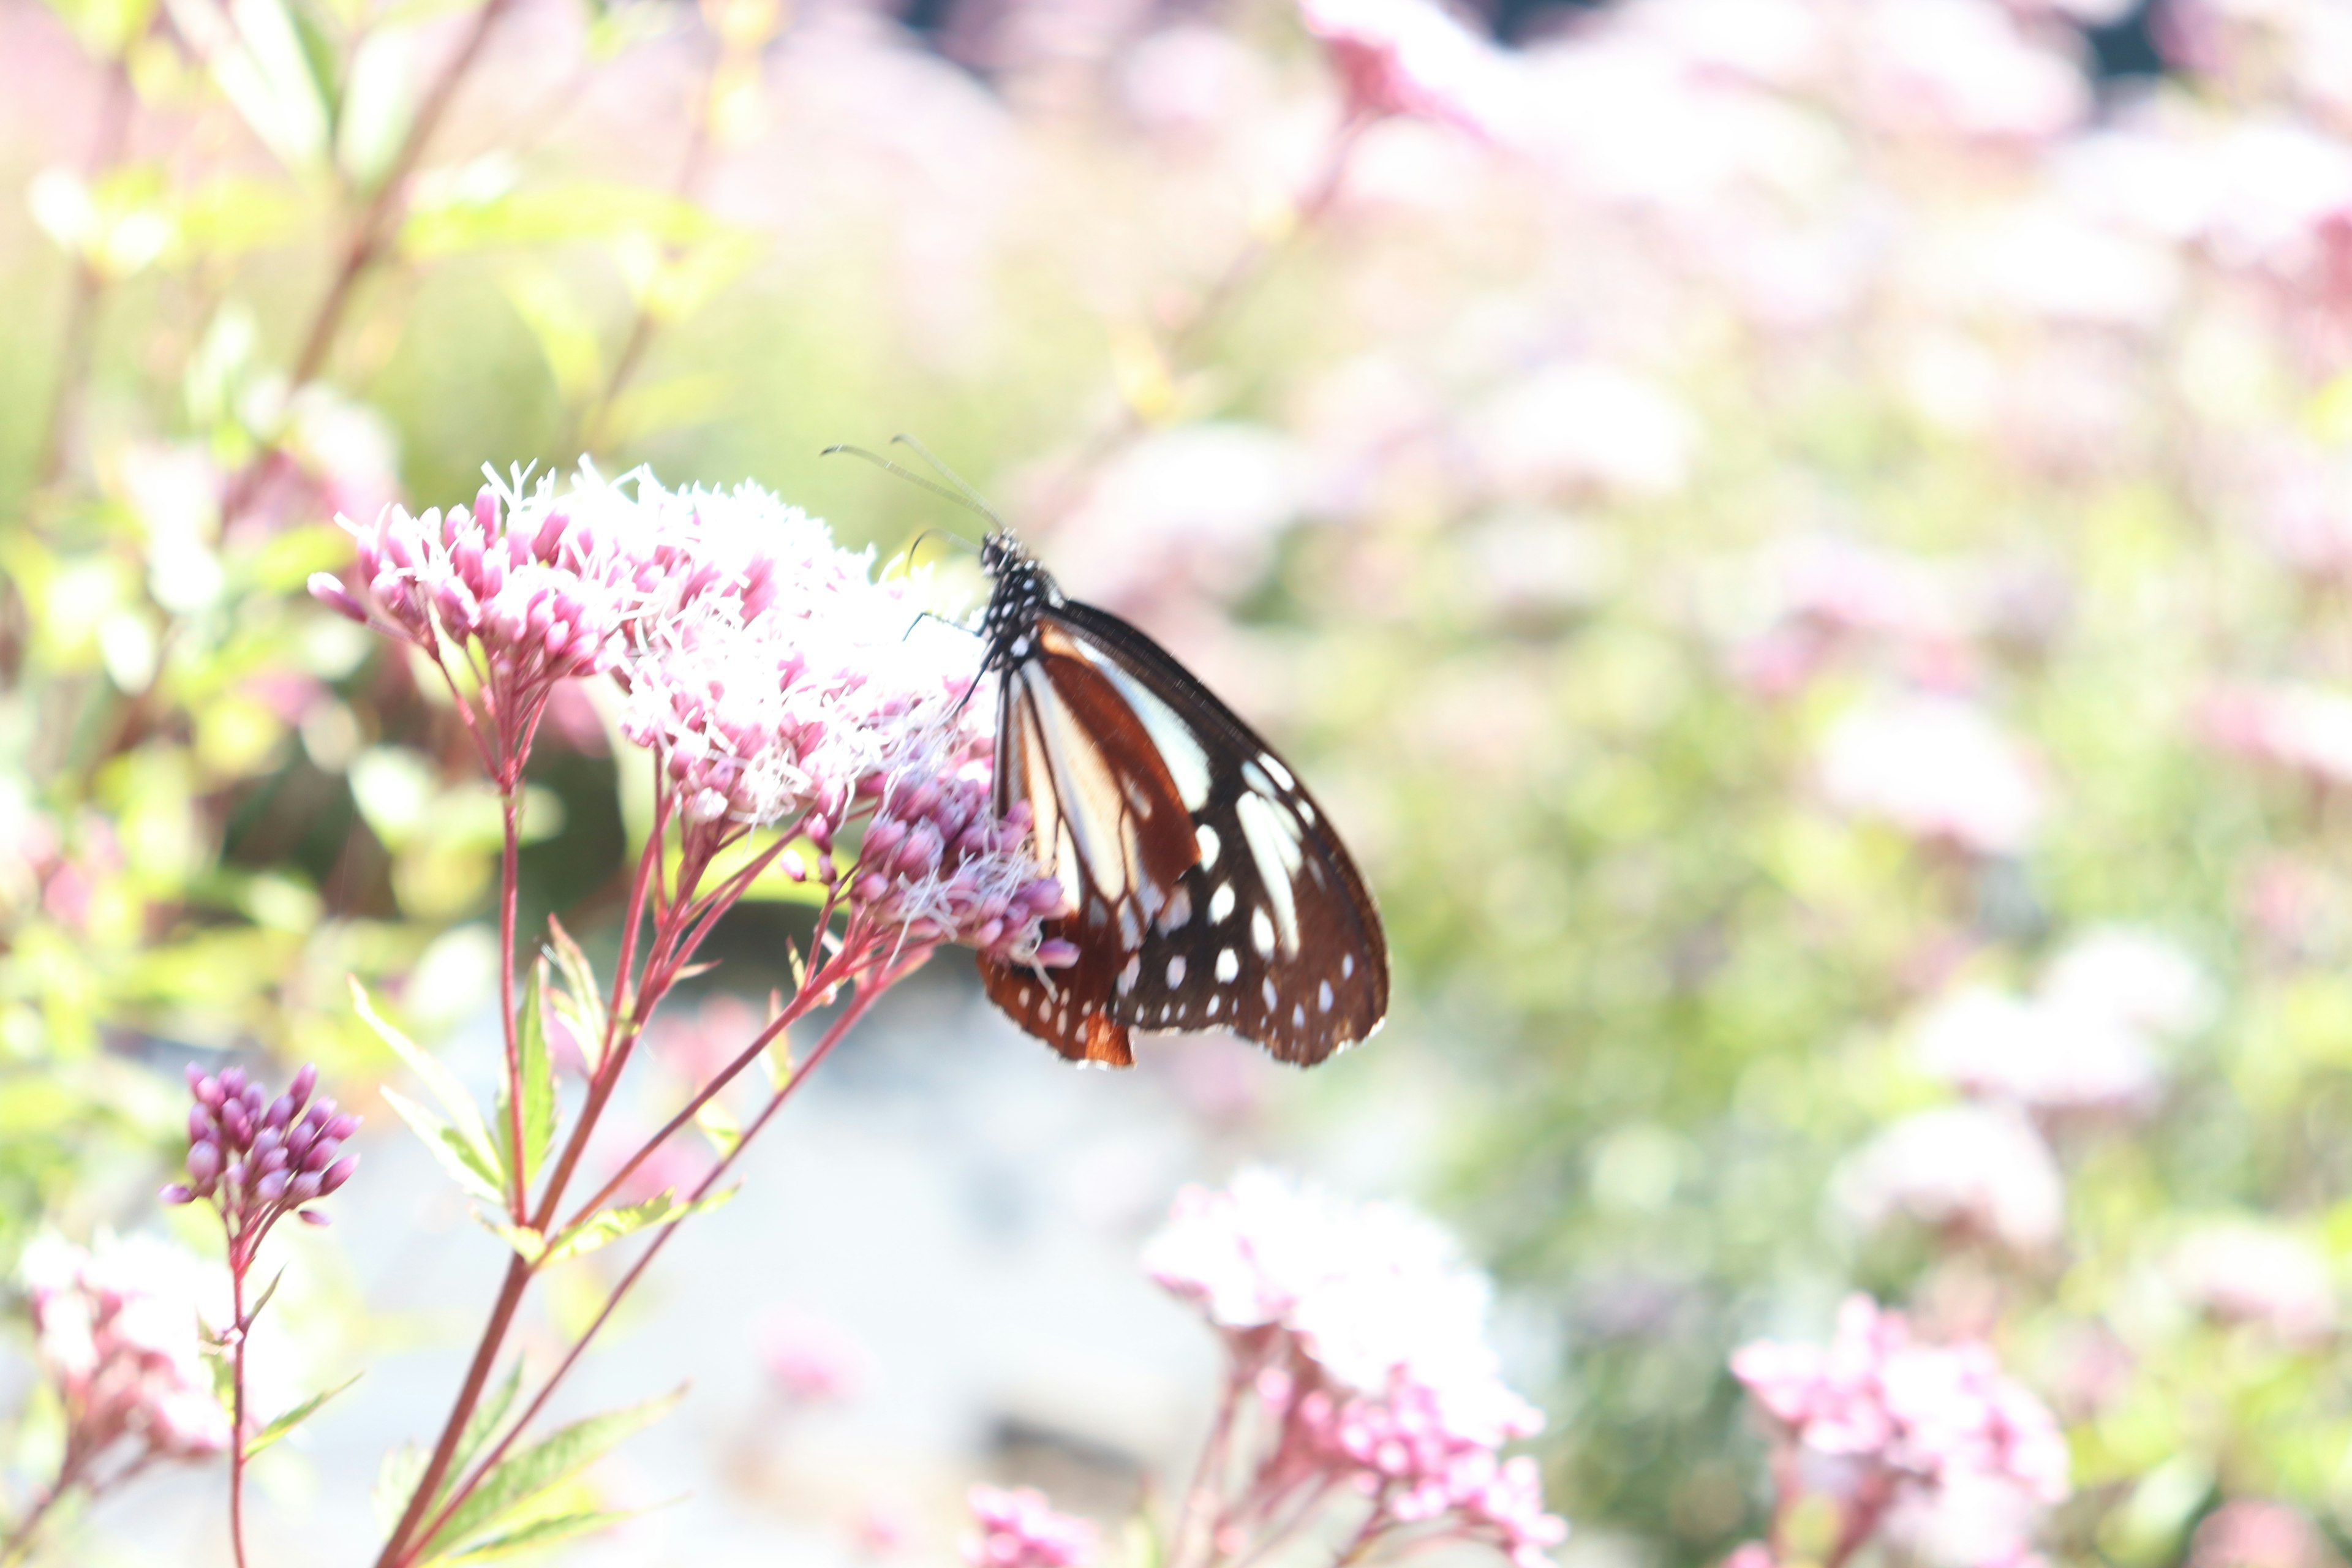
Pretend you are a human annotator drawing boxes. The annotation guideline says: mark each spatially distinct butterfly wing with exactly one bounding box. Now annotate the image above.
[981,603,1389,1068]
[978,619,1204,1068]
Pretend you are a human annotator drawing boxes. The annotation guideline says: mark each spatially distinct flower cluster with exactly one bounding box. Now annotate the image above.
[1732,1296,2069,1556]
[1834,1102,2065,1256]
[1145,1170,1567,1568]
[845,731,1074,968]
[314,470,658,782]
[1816,692,2045,857]
[963,1486,1099,1568]
[19,1232,230,1468]
[161,1063,358,1251]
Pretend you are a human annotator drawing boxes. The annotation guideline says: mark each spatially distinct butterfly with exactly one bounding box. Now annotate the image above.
[968,529,1390,1069]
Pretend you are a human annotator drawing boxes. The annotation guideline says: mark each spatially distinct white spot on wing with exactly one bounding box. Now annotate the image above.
[1342,954,1355,979]
[1216,949,1239,983]
[1251,908,1275,956]
[1261,976,1278,1011]
[1235,793,1305,954]
[1167,956,1187,986]
[1318,980,1333,1012]
[1260,753,1295,790]
[1118,954,1140,996]
[1208,883,1236,923]
[1156,884,1193,932]
[1083,650,1213,810]
[1196,824,1221,869]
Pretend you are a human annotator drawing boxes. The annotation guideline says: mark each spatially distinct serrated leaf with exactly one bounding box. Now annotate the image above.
[543,916,608,1074]
[245,1371,363,1458]
[453,1360,526,1482]
[420,1389,682,1558]
[375,1442,428,1535]
[442,1506,636,1562]
[382,1087,506,1210]
[541,1185,738,1267]
[519,959,556,1185]
[353,977,508,1194]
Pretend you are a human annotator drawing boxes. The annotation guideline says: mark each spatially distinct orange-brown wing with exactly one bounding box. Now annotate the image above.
[981,626,1203,1068]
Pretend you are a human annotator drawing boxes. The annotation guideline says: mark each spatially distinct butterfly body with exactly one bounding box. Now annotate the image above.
[973,532,1389,1069]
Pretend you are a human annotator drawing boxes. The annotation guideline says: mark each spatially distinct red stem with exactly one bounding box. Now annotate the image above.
[499,790,527,1216]
[401,968,909,1562]
[227,1243,251,1568]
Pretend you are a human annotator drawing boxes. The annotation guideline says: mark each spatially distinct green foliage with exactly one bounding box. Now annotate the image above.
[415,1389,679,1563]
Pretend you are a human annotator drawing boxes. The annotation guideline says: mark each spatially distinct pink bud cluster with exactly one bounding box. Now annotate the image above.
[162,1063,358,1247]
[845,740,1075,967]
[963,1486,1099,1568]
[1145,1170,1567,1568]
[1732,1296,2070,1511]
[19,1233,231,1466]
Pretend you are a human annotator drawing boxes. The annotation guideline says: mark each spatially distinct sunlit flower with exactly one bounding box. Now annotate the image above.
[2038,927,2216,1040]
[758,1308,869,1404]
[1855,0,2088,143]
[1147,1170,1566,1567]
[1834,1104,2065,1253]
[1472,363,1698,503]
[964,1487,1098,1568]
[2188,1500,2346,1568]
[1733,1295,2069,1529]
[2198,682,2352,789]
[20,1232,231,1468]
[1817,694,2046,855]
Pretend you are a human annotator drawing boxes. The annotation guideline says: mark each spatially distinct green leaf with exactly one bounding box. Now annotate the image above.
[541,1185,737,1267]
[543,916,608,1074]
[353,977,508,1194]
[453,1360,526,1482]
[420,1389,683,1559]
[442,1507,637,1562]
[375,1442,429,1536]
[382,1087,505,1210]
[474,1210,545,1264]
[519,960,556,1186]
[693,1093,739,1159]
[335,25,415,191]
[244,1371,363,1458]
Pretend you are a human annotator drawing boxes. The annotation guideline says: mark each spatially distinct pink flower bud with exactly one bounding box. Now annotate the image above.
[255,1170,290,1203]
[288,1063,317,1109]
[187,1140,221,1185]
[288,1170,323,1204]
[473,486,499,535]
[265,1094,296,1130]
[324,1114,360,1142]
[188,1105,214,1143]
[160,1183,194,1204]
[1035,940,1081,968]
[533,510,569,561]
[320,1156,359,1194]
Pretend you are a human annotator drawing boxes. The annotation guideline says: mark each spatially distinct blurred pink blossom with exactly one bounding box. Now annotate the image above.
[20,1232,231,1469]
[1817,694,2046,855]
[649,994,767,1087]
[1855,0,2088,143]
[757,1308,869,1404]
[2198,682,2352,788]
[2168,1223,2339,1346]
[1297,0,1523,138]
[1834,1104,2066,1254]
[1911,985,2163,1118]
[1147,1170,1566,1567]
[2189,1501,2346,1568]
[2039,927,2216,1040]
[1733,1295,2068,1555]
[964,1486,1098,1568]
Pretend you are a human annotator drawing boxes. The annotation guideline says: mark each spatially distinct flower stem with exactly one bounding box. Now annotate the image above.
[1169,1364,1250,1568]
[499,788,527,1217]
[400,967,908,1563]
[227,1253,252,1568]
[0,1455,83,1568]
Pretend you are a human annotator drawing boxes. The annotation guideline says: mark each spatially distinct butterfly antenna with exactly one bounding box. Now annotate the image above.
[821,444,992,523]
[889,434,1011,533]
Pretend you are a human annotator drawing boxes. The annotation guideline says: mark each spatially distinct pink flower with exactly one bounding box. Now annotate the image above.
[1910,984,2165,1119]
[1296,0,1523,137]
[1146,1171,1566,1567]
[1834,1105,2065,1254]
[2198,682,2352,789]
[2189,1501,2344,1568]
[1817,693,2046,856]
[963,1487,1098,1568]
[20,1232,231,1466]
[1733,1295,2070,1529]
[758,1308,869,1404]
[1855,0,2088,143]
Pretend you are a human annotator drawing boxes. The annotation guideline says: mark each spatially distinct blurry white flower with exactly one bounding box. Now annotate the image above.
[1817,693,2046,856]
[1297,0,1526,138]
[2198,682,2352,788]
[1616,0,1828,87]
[1472,362,1698,502]
[1856,0,2087,142]
[20,1232,230,1464]
[1912,984,2163,1117]
[1834,1104,2066,1253]
[1054,423,1305,601]
[2040,927,2216,1040]
[2169,1223,2338,1346]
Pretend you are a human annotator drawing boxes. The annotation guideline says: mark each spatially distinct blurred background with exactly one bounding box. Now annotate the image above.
[11,0,2352,1561]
